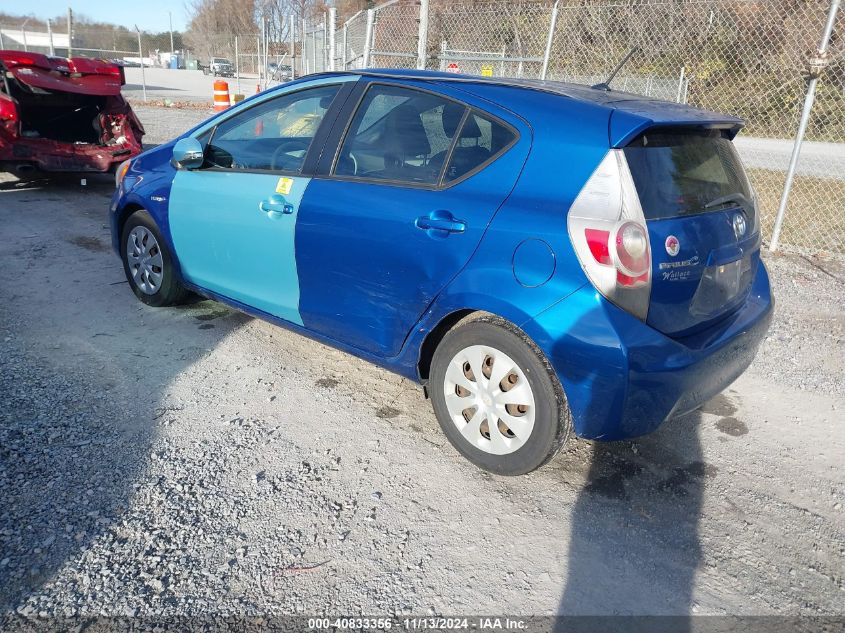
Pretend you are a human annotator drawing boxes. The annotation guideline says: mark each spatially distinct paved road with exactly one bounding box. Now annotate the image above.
[0,108,843,618]
[123,68,272,104]
[734,136,845,180]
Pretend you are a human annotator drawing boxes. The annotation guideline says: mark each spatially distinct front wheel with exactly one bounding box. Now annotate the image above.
[120,210,188,307]
[430,315,572,475]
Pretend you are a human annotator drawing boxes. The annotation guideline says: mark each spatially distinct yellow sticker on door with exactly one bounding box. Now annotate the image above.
[275,177,293,195]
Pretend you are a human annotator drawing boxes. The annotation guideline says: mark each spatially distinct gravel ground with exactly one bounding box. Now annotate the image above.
[0,106,843,622]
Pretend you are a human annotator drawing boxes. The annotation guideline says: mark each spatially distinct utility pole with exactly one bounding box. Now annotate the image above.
[67,8,73,57]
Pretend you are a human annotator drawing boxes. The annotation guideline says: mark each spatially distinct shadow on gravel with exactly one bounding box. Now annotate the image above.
[0,181,248,613]
[546,307,719,623]
[556,409,708,623]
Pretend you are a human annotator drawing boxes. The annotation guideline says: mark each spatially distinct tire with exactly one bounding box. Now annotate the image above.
[120,210,188,307]
[429,315,572,475]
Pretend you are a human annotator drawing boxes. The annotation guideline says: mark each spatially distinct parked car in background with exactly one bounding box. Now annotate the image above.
[110,70,773,475]
[268,62,292,82]
[201,57,234,77]
[0,50,144,176]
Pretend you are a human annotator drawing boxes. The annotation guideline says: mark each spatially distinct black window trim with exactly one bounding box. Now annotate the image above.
[324,80,521,191]
[194,81,353,178]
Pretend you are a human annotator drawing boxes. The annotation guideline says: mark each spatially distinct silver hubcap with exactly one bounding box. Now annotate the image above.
[126,226,164,295]
[443,345,536,455]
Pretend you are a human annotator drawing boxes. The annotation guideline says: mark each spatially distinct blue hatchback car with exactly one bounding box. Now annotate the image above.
[111,70,773,475]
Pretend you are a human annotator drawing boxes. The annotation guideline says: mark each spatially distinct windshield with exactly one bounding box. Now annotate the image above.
[623,129,752,220]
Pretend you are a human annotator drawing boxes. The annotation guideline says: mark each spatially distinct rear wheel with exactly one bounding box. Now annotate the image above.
[120,210,188,307]
[430,315,572,475]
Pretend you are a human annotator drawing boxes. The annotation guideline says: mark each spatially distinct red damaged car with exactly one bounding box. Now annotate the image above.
[0,51,144,176]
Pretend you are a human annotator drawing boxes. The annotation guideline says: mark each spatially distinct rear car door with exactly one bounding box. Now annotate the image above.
[295,80,530,357]
[623,128,762,337]
[168,78,354,324]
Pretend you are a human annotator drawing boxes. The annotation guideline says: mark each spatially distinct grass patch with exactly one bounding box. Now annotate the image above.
[747,168,845,255]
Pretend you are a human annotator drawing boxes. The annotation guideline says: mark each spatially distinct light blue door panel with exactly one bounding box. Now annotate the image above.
[169,171,309,325]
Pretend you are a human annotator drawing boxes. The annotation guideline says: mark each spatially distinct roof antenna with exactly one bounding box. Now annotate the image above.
[591,47,638,91]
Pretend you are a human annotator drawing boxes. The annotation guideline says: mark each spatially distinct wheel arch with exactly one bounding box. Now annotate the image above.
[116,203,188,286]
[116,202,146,252]
[417,309,487,383]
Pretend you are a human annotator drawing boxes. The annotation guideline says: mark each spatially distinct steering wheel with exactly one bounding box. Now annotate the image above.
[270,139,310,171]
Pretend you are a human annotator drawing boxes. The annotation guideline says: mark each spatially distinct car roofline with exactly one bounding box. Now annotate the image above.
[301,69,744,140]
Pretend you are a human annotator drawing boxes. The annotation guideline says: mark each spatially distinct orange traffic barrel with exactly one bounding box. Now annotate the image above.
[213,80,230,111]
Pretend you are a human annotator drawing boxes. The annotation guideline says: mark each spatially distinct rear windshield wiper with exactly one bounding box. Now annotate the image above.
[704,192,752,211]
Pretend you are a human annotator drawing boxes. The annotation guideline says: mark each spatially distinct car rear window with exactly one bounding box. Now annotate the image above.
[443,111,516,183]
[623,129,752,220]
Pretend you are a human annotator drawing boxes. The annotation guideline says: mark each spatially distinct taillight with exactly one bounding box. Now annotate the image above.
[567,150,651,320]
[0,94,19,136]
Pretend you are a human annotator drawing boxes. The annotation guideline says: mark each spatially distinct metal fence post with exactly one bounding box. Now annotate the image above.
[540,1,559,80]
[416,0,430,70]
[312,20,318,73]
[321,13,327,72]
[329,8,337,71]
[302,18,308,75]
[363,9,375,68]
[675,66,686,102]
[135,26,146,102]
[235,36,241,95]
[342,24,348,70]
[67,8,73,57]
[290,14,296,80]
[770,0,841,252]
[47,19,55,56]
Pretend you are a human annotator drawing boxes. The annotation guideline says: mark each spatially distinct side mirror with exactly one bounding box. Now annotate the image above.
[171,137,204,170]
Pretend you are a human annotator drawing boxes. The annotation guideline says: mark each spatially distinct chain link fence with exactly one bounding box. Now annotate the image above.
[1,1,842,255]
[296,0,845,256]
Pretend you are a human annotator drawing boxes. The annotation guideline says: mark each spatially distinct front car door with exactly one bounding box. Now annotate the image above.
[295,80,531,357]
[168,77,356,324]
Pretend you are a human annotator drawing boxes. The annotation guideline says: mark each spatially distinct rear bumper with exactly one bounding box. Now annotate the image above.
[524,261,773,440]
[0,136,138,173]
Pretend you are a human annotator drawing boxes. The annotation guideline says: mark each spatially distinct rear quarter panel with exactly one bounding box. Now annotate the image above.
[422,84,611,327]
[396,85,613,377]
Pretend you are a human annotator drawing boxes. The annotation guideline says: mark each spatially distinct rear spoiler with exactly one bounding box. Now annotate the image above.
[609,101,744,147]
[0,50,125,96]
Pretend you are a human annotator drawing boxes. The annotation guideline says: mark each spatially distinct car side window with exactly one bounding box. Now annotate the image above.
[203,84,340,173]
[443,110,517,183]
[334,84,467,186]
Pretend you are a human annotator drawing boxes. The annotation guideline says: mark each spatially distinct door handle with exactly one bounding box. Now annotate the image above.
[415,211,466,234]
[259,194,294,217]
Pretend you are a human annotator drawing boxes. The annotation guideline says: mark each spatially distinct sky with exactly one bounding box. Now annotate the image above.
[2,0,190,33]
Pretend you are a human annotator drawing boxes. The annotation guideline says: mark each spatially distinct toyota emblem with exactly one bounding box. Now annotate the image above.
[733,213,747,239]
[665,235,680,256]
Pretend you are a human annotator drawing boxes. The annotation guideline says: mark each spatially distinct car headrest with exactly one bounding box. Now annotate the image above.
[383,104,431,157]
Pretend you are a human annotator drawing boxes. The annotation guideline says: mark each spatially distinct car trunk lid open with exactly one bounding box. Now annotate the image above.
[0,50,144,173]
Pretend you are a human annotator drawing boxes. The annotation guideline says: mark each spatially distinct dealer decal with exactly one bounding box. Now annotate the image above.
[275,177,293,195]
